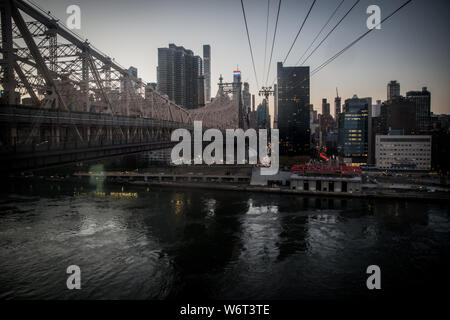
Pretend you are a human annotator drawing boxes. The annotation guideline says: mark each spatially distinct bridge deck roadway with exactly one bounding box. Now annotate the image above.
[0,140,175,173]
[0,105,193,129]
[0,105,188,172]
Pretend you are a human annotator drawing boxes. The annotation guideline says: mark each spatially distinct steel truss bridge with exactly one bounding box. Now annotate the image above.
[0,0,243,172]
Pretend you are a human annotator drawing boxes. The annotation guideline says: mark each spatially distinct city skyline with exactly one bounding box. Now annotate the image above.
[25,0,450,119]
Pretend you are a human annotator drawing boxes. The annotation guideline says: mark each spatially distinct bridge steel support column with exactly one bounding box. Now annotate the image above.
[1,0,16,105]
[81,48,90,112]
[47,23,57,73]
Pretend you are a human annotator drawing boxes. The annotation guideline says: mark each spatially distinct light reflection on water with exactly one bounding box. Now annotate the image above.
[0,180,448,300]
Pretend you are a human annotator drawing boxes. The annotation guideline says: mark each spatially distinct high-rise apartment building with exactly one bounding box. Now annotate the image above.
[277,62,310,155]
[197,75,205,107]
[157,43,203,109]
[387,80,400,100]
[322,98,330,115]
[372,100,382,117]
[203,45,211,103]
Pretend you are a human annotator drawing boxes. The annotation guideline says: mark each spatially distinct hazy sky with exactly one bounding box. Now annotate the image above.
[31,0,450,118]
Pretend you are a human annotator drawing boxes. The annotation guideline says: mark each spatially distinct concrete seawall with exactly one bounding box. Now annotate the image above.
[129,181,450,202]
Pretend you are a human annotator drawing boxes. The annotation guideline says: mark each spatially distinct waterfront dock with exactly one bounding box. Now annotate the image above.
[73,170,450,202]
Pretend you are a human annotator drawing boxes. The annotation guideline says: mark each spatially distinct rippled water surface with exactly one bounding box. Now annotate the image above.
[0,181,448,299]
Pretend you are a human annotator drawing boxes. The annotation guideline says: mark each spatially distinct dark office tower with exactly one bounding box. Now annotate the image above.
[340,95,371,166]
[322,98,330,115]
[232,70,244,128]
[252,94,255,112]
[189,55,203,109]
[203,45,211,103]
[319,98,333,147]
[257,100,271,129]
[380,97,417,135]
[273,84,278,129]
[368,97,416,165]
[243,82,251,112]
[406,87,431,132]
[158,44,203,109]
[197,75,205,107]
[387,80,400,100]
[335,96,341,118]
[277,62,310,156]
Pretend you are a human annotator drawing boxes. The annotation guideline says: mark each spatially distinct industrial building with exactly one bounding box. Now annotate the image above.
[290,165,362,194]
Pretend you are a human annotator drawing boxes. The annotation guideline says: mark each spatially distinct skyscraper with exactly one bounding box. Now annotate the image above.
[334,91,341,131]
[197,75,205,107]
[322,98,330,115]
[157,43,203,109]
[203,45,211,103]
[277,62,310,155]
[190,55,203,109]
[372,100,382,117]
[243,82,251,113]
[273,83,278,129]
[334,95,341,118]
[340,95,371,166]
[387,80,400,100]
[257,100,270,129]
[406,87,431,132]
[319,98,333,147]
[232,70,244,128]
[380,97,417,135]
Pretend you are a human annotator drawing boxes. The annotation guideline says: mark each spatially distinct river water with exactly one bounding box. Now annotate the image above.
[0,179,448,299]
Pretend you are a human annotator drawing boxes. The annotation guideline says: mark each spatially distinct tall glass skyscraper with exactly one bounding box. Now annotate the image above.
[341,95,371,165]
[277,62,310,156]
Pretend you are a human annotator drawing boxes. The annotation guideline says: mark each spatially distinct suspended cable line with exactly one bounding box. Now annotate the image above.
[310,0,412,76]
[288,0,413,90]
[282,0,317,65]
[295,0,345,66]
[262,0,270,83]
[299,0,361,66]
[265,0,282,86]
[240,0,260,89]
